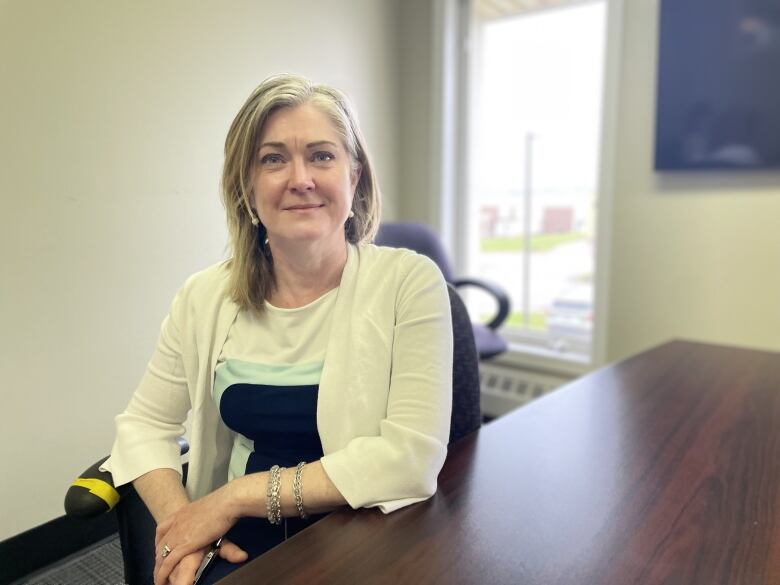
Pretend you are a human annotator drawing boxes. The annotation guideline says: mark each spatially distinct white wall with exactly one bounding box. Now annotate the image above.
[397,0,436,221]
[605,0,780,361]
[0,0,400,540]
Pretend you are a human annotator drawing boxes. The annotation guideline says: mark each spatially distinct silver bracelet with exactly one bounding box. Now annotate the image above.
[271,465,283,525]
[293,461,308,519]
[265,465,275,524]
[266,465,283,525]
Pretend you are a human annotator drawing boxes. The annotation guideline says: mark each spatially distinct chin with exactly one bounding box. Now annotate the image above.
[278,228,339,244]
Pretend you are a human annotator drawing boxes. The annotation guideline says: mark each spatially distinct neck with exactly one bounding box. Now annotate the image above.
[267,237,348,308]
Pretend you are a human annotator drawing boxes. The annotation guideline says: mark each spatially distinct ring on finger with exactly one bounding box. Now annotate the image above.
[161,544,172,558]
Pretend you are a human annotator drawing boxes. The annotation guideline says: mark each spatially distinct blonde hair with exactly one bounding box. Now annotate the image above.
[221,74,382,314]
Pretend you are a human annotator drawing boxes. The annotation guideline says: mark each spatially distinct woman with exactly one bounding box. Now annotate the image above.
[102,74,453,585]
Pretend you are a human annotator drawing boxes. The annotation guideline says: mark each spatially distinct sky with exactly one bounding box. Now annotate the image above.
[473,1,607,196]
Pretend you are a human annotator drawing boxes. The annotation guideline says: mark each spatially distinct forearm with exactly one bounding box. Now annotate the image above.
[225,460,347,519]
[132,468,190,523]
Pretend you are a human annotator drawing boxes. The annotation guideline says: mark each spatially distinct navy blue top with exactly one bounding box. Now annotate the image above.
[220,382,324,473]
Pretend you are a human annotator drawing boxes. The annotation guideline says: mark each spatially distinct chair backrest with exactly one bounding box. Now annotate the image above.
[375,222,456,282]
[447,285,481,443]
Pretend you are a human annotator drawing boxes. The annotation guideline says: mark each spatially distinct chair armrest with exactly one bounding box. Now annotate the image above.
[176,436,190,456]
[452,277,511,330]
[64,456,121,518]
[65,438,190,519]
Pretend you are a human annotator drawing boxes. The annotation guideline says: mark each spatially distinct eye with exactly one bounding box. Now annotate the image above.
[312,151,335,163]
[260,153,285,165]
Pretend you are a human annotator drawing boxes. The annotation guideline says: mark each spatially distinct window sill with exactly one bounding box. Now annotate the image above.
[485,341,592,378]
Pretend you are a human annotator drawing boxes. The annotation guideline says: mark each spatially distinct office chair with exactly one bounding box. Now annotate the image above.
[375,221,511,360]
[65,285,480,585]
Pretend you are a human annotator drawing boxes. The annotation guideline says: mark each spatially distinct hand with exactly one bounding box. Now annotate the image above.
[155,540,248,585]
[158,548,205,585]
[153,486,244,585]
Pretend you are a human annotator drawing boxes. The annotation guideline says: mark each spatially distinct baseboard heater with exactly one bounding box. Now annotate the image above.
[479,361,573,419]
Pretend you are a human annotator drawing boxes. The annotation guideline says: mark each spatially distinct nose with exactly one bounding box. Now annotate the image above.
[289,158,315,193]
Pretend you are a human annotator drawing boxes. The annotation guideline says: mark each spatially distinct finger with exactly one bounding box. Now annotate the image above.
[154,516,173,551]
[219,540,248,563]
[156,554,179,585]
[153,536,177,577]
[167,553,203,585]
[156,547,190,585]
[153,542,167,577]
[154,559,166,585]
[154,530,164,553]
[155,518,173,550]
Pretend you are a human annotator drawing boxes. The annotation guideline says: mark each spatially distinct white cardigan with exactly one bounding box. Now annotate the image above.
[102,244,453,513]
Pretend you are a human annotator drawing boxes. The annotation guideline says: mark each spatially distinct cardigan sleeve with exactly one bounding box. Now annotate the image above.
[100,280,193,488]
[320,255,453,513]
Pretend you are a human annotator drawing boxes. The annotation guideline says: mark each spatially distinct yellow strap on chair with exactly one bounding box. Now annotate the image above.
[72,478,120,510]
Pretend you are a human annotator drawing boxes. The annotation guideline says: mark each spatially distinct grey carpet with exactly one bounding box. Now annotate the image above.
[16,535,125,585]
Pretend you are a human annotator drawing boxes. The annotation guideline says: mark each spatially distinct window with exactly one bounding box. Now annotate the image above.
[458,0,609,362]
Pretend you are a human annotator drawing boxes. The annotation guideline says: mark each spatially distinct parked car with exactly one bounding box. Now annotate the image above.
[547,284,593,344]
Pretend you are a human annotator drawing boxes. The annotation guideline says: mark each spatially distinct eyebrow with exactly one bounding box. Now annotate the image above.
[258,140,339,150]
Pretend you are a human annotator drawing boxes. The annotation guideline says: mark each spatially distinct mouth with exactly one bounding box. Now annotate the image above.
[284,204,324,211]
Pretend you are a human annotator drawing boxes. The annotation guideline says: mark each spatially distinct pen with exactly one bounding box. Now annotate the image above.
[193,537,223,584]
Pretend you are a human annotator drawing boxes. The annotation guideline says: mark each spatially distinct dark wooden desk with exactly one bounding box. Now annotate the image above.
[221,340,780,584]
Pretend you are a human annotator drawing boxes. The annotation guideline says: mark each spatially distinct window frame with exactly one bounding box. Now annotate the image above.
[431,0,625,370]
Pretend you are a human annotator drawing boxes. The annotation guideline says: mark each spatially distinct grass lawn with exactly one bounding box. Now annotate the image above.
[480,232,586,253]
[482,311,547,331]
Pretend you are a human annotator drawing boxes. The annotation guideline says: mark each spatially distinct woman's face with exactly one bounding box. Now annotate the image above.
[251,103,359,251]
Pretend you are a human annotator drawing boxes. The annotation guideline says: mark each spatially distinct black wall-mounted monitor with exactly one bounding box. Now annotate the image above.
[655,0,780,170]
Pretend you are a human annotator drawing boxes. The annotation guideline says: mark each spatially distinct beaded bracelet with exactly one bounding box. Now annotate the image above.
[266,465,283,525]
[293,461,308,519]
